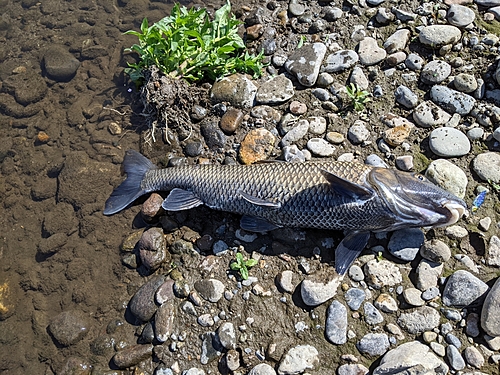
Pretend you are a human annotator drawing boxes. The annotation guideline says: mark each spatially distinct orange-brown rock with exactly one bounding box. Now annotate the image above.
[239,128,276,165]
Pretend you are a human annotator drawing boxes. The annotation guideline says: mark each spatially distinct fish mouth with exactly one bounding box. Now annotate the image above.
[430,200,468,228]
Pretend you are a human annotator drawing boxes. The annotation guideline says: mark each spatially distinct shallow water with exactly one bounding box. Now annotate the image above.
[0,1,232,373]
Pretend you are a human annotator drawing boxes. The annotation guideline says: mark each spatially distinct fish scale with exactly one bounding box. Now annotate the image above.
[142,161,394,231]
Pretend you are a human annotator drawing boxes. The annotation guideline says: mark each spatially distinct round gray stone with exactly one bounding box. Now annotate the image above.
[428,127,471,157]
[421,60,452,85]
[447,4,476,27]
[418,25,461,46]
[472,152,500,183]
[323,50,359,73]
[43,45,80,81]
[357,333,390,356]
[325,300,348,344]
[412,101,451,128]
[442,270,489,307]
[388,228,424,261]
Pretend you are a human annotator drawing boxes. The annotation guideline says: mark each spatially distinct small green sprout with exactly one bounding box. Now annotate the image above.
[376,251,384,262]
[230,252,258,280]
[346,83,371,112]
[489,179,500,194]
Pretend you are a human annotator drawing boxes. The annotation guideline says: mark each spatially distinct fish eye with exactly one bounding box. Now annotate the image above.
[415,174,425,181]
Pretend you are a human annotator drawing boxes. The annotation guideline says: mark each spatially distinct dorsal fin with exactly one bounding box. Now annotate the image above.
[320,169,373,199]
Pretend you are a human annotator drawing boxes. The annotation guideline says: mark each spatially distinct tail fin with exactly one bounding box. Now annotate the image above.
[103,150,156,215]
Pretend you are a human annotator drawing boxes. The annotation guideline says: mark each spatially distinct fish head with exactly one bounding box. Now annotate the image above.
[368,167,468,230]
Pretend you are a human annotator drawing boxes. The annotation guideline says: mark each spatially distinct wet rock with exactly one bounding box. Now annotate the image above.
[239,128,276,165]
[447,4,475,27]
[430,85,475,115]
[277,344,319,374]
[388,228,424,261]
[356,333,390,356]
[442,270,488,307]
[357,37,387,66]
[364,260,402,289]
[397,306,440,334]
[256,74,294,104]
[421,60,452,85]
[383,29,410,53]
[472,152,500,183]
[323,50,359,73]
[284,43,326,87]
[420,239,451,264]
[58,357,92,375]
[300,272,341,306]
[306,138,335,157]
[210,73,257,108]
[345,288,365,311]
[49,310,90,346]
[43,45,80,81]
[481,276,500,336]
[249,363,277,375]
[201,121,226,149]
[220,108,243,134]
[138,227,169,273]
[154,301,175,342]
[194,279,225,303]
[418,25,461,46]
[416,259,443,291]
[412,101,451,128]
[113,344,153,369]
[425,159,468,198]
[325,300,347,344]
[428,127,471,157]
[129,276,165,322]
[373,341,448,375]
[42,202,78,236]
[383,122,413,146]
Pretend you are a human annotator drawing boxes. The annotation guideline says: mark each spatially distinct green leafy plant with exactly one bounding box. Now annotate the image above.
[124,0,265,83]
[346,83,371,112]
[230,252,258,280]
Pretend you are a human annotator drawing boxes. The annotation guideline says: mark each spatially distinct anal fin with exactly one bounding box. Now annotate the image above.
[335,231,370,275]
[240,215,280,233]
[162,188,203,211]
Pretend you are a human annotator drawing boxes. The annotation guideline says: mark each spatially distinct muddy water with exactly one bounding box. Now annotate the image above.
[0,0,238,373]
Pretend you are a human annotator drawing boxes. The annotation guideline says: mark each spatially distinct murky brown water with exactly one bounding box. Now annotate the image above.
[0,1,236,373]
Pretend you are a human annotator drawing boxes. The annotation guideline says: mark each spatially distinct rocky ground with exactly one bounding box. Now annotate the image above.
[1,0,500,374]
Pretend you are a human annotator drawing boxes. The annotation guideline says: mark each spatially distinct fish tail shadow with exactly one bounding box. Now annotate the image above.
[103,150,155,215]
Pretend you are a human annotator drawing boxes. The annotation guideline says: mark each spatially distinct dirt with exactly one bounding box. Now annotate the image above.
[1,0,500,374]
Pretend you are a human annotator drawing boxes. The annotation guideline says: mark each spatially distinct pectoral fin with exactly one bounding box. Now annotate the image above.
[320,169,373,199]
[240,215,280,232]
[238,190,281,208]
[162,188,204,211]
[335,231,370,275]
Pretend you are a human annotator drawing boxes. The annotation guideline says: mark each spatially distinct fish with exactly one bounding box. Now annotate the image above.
[104,150,468,275]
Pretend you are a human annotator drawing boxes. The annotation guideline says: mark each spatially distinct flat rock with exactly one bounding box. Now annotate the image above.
[154,301,175,342]
[43,45,80,81]
[322,50,359,73]
[364,259,402,289]
[325,300,347,344]
[425,159,468,198]
[256,74,294,104]
[481,276,500,336]
[48,310,90,346]
[413,100,451,127]
[281,119,309,146]
[472,152,500,183]
[345,288,365,310]
[397,306,440,334]
[373,341,448,375]
[284,43,327,87]
[428,127,471,157]
[306,138,335,156]
[442,270,489,307]
[113,344,153,369]
[421,60,452,85]
[278,345,319,375]
[388,228,424,261]
[420,239,451,263]
[447,4,476,27]
[217,322,237,350]
[357,37,387,66]
[210,74,257,108]
[416,259,443,291]
[249,363,277,375]
[430,85,475,115]
[194,279,225,303]
[300,272,341,306]
[487,236,500,266]
[239,128,276,165]
[356,333,390,356]
[383,29,410,53]
[419,25,462,46]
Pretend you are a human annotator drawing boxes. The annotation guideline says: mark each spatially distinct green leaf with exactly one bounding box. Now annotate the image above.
[245,259,258,268]
[240,266,249,280]
[230,261,241,271]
